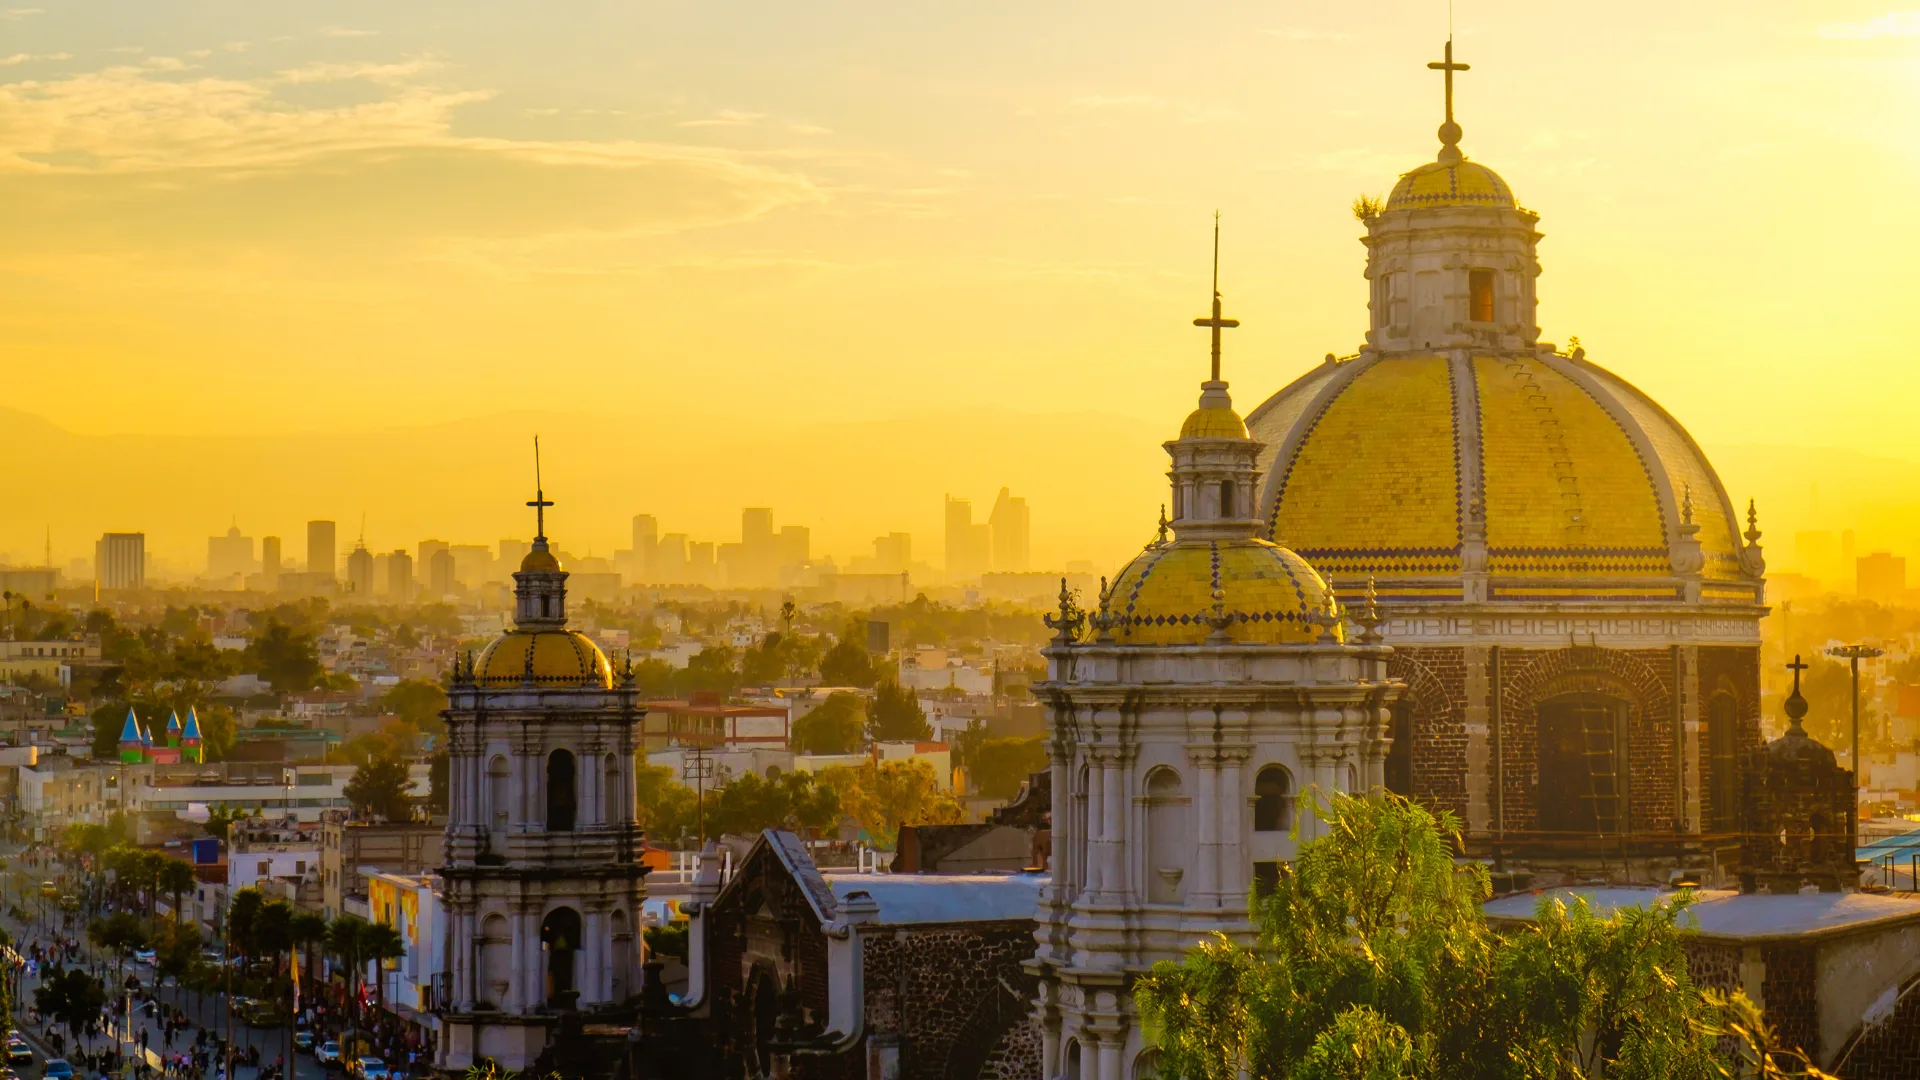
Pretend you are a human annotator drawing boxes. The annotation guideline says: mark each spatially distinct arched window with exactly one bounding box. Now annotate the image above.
[1065,1039,1083,1080]
[602,752,621,826]
[1469,269,1496,322]
[479,913,512,1008]
[547,749,577,832]
[1708,692,1739,833]
[1144,767,1188,905]
[1254,765,1293,832]
[487,755,510,834]
[1537,692,1629,836]
[540,906,582,1007]
[1132,1048,1163,1080]
[1218,480,1235,519]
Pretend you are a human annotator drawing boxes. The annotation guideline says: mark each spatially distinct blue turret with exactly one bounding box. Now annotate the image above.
[118,709,144,764]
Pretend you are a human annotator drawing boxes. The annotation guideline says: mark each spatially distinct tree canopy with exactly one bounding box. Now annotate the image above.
[816,759,961,848]
[344,746,414,821]
[706,770,841,838]
[866,680,930,742]
[791,692,865,755]
[971,735,1047,800]
[1134,793,1798,1080]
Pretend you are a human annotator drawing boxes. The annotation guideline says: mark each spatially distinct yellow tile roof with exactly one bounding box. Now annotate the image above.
[1387,159,1516,211]
[1107,539,1337,646]
[474,628,612,688]
[1179,406,1249,439]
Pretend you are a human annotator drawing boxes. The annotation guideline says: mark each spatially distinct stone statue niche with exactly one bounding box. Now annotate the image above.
[1739,656,1859,894]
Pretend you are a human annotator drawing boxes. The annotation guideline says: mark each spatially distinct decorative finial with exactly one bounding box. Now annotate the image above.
[1681,484,1695,527]
[522,634,538,687]
[1192,214,1240,386]
[1358,577,1384,644]
[527,435,555,543]
[1745,498,1762,546]
[1155,505,1170,546]
[1206,585,1234,644]
[1315,589,1342,644]
[1093,577,1116,643]
[1043,577,1085,645]
[1427,38,1470,164]
[1784,654,1809,736]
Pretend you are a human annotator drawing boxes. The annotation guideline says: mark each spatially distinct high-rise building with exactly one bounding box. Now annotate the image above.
[450,544,491,588]
[944,496,992,580]
[418,539,450,572]
[1858,552,1907,603]
[261,536,282,589]
[742,507,775,584]
[96,533,145,591]
[656,533,689,583]
[388,549,414,603]
[872,532,911,575]
[207,524,254,580]
[989,488,1031,572]
[307,520,337,580]
[631,515,659,582]
[778,525,810,570]
[346,544,375,597]
[498,539,530,580]
[429,548,456,598]
[688,541,715,586]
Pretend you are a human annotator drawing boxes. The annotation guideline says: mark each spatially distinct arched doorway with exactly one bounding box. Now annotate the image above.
[745,962,780,1077]
[547,749,576,832]
[1707,691,1739,832]
[1536,692,1630,837]
[1253,764,1293,832]
[1385,700,1414,797]
[540,907,582,1009]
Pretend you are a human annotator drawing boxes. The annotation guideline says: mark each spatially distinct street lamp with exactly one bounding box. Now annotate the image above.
[1827,644,1885,780]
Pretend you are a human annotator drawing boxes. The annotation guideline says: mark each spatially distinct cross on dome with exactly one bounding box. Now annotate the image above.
[1191,212,1239,384]
[527,435,555,542]
[1427,37,1470,163]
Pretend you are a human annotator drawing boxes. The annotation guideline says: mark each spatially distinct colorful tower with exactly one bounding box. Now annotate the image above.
[165,710,182,749]
[181,708,204,764]
[117,708,144,764]
[138,718,154,762]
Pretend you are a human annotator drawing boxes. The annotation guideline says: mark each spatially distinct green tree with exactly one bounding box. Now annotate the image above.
[816,759,961,848]
[34,968,106,1050]
[198,703,238,762]
[227,887,265,961]
[427,751,451,813]
[635,763,698,844]
[359,920,406,1012]
[1134,793,1732,1080]
[382,678,449,737]
[971,736,1048,800]
[866,680,930,742]
[818,626,876,687]
[87,911,148,979]
[159,857,196,923]
[290,911,329,999]
[706,771,842,838]
[791,693,865,755]
[345,746,415,822]
[246,619,326,694]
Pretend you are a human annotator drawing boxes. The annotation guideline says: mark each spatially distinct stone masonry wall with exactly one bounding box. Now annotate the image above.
[858,922,1041,1080]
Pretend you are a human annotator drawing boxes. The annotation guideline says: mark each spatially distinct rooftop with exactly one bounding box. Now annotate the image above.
[1483,886,1920,943]
[821,871,1045,925]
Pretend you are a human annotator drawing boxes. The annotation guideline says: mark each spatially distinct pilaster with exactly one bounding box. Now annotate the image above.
[1463,644,1493,836]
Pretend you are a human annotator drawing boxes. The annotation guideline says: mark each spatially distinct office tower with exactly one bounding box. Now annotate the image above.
[418,539,450,571]
[1858,552,1907,603]
[308,520,337,579]
[450,544,491,588]
[498,539,530,580]
[207,524,254,580]
[429,548,456,598]
[873,533,911,575]
[742,507,775,584]
[990,488,1031,572]
[388,549,413,602]
[656,533,689,583]
[261,536,282,588]
[688,541,715,586]
[346,544,375,597]
[96,533,146,590]
[944,496,990,579]
[631,514,659,582]
[778,525,810,569]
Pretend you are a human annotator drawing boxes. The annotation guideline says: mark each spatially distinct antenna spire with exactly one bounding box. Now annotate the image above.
[1192,212,1240,384]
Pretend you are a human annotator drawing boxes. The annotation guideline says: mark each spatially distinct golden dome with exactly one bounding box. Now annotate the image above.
[1107,538,1339,646]
[473,628,611,688]
[1179,406,1249,439]
[1387,159,1515,212]
[520,547,561,573]
[1247,352,1754,600]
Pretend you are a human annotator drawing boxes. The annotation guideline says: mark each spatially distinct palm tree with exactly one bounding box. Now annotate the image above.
[325,915,369,1034]
[290,912,328,1003]
[159,858,196,925]
[357,921,406,1016]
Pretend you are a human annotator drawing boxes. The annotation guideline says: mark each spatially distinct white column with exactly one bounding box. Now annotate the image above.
[1083,750,1106,899]
[517,910,540,1012]
[1099,751,1126,903]
[1218,749,1248,905]
[1190,743,1219,908]
[1097,1037,1122,1080]
[581,911,605,1003]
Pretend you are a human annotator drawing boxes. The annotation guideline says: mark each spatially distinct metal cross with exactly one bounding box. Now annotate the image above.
[527,435,554,540]
[1428,38,1470,124]
[1192,213,1239,382]
[1786,653,1808,693]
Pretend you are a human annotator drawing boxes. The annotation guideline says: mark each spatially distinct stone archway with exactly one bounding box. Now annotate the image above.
[541,906,582,1009]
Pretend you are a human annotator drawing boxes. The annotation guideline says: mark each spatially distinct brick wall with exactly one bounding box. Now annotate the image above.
[1698,646,1762,832]
[1761,943,1819,1063]
[1830,971,1920,1079]
[1390,647,1468,821]
[1495,646,1676,836]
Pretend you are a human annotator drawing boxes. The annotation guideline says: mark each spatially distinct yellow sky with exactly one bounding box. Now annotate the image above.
[6,1,1920,572]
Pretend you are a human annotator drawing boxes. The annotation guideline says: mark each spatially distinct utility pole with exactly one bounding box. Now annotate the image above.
[682,745,714,846]
[1828,643,1884,846]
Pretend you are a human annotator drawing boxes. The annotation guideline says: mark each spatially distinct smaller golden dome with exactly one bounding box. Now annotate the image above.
[520,547,561,573]
[473,628,611,688]
[1387,159,1515,211]
[1107,538,1339,646]
[1179,406,1249,439]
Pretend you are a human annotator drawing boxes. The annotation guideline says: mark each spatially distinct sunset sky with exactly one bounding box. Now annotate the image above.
[5,1,1920,572]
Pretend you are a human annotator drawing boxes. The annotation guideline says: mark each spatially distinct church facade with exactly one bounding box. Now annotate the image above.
[1246,56,1766,884]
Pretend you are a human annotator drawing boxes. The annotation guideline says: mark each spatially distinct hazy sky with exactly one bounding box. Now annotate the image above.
[5,2,1920,570]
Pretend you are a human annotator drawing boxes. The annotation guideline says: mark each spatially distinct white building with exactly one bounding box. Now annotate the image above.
[369,870,445,1025]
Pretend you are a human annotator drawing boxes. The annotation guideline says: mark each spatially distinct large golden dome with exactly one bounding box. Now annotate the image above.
[1107,538,1340,646]
[473,628,612,689]
[1386,159,1516,212]
[1247,351,1758,603]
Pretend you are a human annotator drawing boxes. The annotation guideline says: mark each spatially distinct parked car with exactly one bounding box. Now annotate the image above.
[132,948,156,966]
[6,1037,32,1066]
[42,1060,71,1080]
[293,1031,314,1053]
[354,1058,387,1080]
[314,1042,341,1068]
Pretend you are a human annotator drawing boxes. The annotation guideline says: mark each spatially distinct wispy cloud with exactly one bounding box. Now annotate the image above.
[319,27,378,38]
[676,109,764,128]
[276,58,441,85]
[1065,94,1160,110]
[788,123,832,136]
[1,8,42,19]
[1818,12,1920,38]
[0,51,67,66]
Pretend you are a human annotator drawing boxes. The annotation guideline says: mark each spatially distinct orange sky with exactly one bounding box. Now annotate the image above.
[5,2,1920,573]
